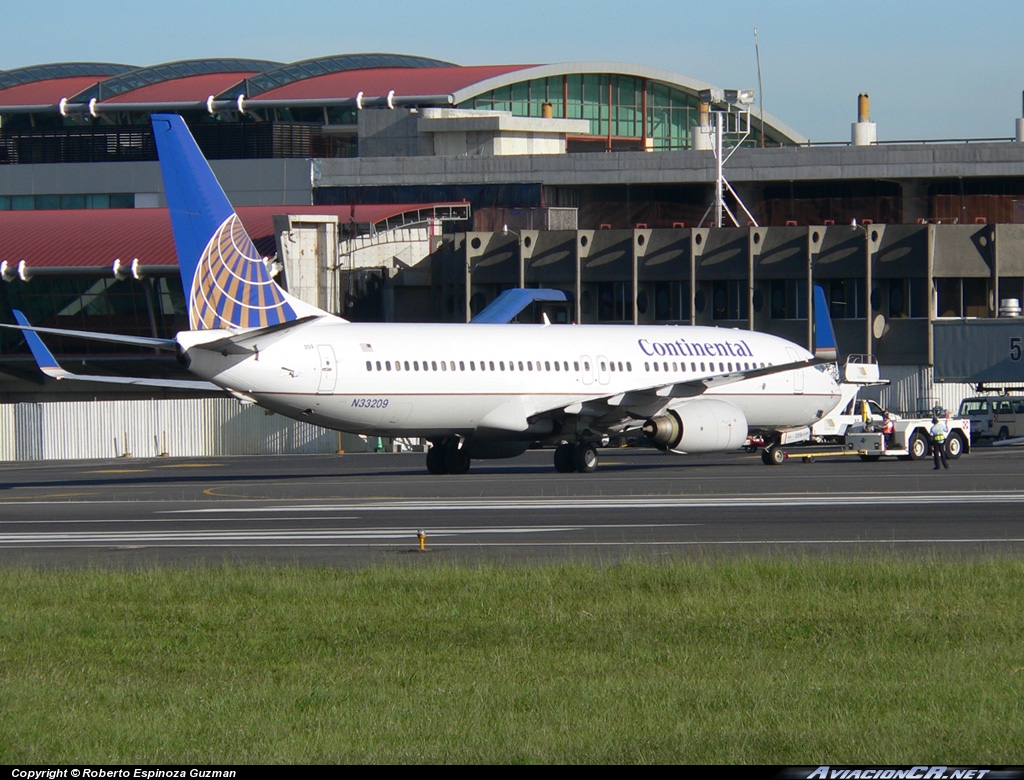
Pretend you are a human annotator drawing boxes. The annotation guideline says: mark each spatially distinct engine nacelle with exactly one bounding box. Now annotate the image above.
[642,398,749,454]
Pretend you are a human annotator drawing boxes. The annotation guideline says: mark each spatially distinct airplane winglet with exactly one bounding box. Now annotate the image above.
[812,285,838,361]
[12,310,70,378]
[471,288,569,324]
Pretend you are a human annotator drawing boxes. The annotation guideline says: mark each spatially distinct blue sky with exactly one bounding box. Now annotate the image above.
[6,0,1022,142]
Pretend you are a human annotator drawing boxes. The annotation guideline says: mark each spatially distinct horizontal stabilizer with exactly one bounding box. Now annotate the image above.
[7,311,218,391]
[3,311,177,351]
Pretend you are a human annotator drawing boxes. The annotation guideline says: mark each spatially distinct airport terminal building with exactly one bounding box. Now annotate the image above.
[2,55,1023,459]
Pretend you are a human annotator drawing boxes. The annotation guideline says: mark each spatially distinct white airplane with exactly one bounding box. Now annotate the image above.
[3,114,843,474]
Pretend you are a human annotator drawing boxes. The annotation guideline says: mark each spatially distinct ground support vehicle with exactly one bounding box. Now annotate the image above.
[958,395,1024,443]
[761,416,971,465]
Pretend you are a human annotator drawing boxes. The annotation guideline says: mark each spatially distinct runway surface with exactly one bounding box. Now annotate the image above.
[1,446,1023,567]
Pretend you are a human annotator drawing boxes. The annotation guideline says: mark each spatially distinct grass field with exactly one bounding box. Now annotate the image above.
[2,557,1022,763]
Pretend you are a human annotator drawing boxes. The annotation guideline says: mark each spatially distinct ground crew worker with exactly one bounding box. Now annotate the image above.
[880,411,895,448]
[930,416,949,470]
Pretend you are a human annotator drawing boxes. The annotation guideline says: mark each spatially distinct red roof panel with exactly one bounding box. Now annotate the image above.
[103,73,256,104]
[0,77,106,106]
[0,205,463,269]
[253,65,532,100]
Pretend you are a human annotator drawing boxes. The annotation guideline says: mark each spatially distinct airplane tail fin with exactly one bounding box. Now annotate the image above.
[812,285,838,361]
[152,113,325,331]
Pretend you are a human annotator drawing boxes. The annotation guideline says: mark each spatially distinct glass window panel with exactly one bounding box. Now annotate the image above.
[963,278,988,317]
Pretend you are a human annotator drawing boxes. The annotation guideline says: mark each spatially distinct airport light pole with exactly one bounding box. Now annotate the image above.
[697,89,759,229]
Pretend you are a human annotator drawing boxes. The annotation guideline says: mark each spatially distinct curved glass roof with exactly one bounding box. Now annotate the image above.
[238,53,458,98]
[0,62,135,92]
[77,59,283,102]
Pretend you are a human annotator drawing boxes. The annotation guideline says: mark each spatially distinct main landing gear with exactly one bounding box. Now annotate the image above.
[553,441,599,473]
[426,437,470,475]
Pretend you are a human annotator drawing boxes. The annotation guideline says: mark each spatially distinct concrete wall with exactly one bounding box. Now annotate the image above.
[317,140,1024,189]
[0,159,313,206]
[433,223,1024,378]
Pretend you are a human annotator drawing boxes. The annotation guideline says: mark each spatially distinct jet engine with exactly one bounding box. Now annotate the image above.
[642,398,749,454]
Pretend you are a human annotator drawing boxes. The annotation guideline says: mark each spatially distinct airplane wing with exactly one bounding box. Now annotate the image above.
[538,282,837,425]
[535,356,829,428]
[4,310,221,391]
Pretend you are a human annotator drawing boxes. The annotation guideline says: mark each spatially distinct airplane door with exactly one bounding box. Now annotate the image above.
[786,347,804,393]
[597,355,611,386]
[580,355,594,386]
[317,345,337,393]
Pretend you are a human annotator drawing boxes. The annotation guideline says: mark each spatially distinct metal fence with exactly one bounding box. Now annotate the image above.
[0,397,369,461]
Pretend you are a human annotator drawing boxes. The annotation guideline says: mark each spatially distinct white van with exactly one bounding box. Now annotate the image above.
[957,396,1024,442]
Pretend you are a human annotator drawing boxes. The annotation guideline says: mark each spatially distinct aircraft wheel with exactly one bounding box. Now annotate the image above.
[443,439,471,475]
[907,431,928,460]
[553,442,576,473]
[573,443,598,473]
[426,444,447,475]
[762,446,784,466]
[946,432,965,460]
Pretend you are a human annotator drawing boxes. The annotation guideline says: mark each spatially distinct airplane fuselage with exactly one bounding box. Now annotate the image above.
[180,320,841,445]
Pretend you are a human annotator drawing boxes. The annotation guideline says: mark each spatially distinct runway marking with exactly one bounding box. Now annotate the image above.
[157,463,223,469]
[3,491,1023,511]
[84,469,150,474]
[0,492,100,501]
[4,533,1024,550]
[0,525,590,547]
[162,492,1024,514]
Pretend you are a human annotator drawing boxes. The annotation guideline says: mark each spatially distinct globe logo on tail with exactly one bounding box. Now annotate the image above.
[190,214,295,330]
